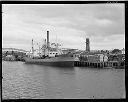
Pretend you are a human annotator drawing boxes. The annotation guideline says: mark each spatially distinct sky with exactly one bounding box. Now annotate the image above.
[0,0,127,1]
[2,4,125,51]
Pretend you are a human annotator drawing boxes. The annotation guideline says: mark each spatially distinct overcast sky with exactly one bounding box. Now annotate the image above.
[2,4,125,51]
[0,0,127,1]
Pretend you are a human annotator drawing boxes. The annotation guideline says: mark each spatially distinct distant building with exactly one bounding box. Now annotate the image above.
[108,53,125,61]
[61,48,78,54]
[73,51,108,62]
[121,48,125,54]
[86,38,90,52]
[87,54,108,62]
[73,52,81,58]
[73,51,82,58]
[4,55,16,61]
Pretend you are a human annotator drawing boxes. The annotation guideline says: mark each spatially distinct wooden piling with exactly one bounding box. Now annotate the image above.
[74,60,124,68]
[96,63,97,68]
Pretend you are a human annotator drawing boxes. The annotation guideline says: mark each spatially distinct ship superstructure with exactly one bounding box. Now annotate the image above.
[24,30,76,67]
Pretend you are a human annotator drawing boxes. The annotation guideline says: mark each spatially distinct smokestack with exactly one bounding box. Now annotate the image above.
[86,38,90,52]
[47,31,49,49]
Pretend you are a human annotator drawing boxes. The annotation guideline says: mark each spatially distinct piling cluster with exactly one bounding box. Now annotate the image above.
[74,61,125,68]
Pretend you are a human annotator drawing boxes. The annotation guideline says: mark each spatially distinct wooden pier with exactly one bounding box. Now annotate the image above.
[74,61,125,68]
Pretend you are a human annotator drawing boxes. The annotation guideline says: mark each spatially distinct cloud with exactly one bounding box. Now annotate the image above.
[95,19,113,26]
[2,4,125,51]
[90,34,125,50]
[1,0,127,1]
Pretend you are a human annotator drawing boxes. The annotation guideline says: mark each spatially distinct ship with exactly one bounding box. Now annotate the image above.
[24,55,75,67]
[24,31,77,67]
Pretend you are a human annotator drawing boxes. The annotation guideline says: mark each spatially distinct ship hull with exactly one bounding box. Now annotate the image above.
[24,57,75,67]
[25,60,74,67]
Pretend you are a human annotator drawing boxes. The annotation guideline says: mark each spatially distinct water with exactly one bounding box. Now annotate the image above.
[2,61,125,99]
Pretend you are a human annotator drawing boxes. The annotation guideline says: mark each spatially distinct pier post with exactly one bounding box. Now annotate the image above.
[110,62,111,67]
[110,62,112,67]
[97,63,99,68]
[106,62,108,67]
[85,62,86,67]
[101,62,103,68]
[115,62,117,67]
[74,61,76,66]
[118,61,120,67]
[109,62,111,67]
[82,62,84,66]
[100,63,101,68]
[103,62,104,68]
[96,63,97,68]
[94,63,96,68]
[83,61,85,66]
[101,63,102,68]
[104,62,106,67]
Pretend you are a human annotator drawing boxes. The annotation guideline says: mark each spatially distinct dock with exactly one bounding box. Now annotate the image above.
[74,61,125,68]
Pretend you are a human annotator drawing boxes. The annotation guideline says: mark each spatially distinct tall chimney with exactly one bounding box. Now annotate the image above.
[47,31,49,49]
[86,38,90,52]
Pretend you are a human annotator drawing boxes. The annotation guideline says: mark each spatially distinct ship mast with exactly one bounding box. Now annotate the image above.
[44,39,46,56]
[47,31,49,57]
[32,39,34,56]
[37,42,40,57]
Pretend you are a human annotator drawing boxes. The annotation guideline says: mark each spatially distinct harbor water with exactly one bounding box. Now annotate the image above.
[2,61,125,99]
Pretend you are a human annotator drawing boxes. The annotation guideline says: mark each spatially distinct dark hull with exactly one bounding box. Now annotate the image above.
[25,61,74,67]
[24,57,75,67]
